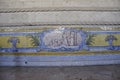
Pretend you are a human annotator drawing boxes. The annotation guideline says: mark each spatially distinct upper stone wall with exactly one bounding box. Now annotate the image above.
[0,0,120,10]
[0,11,120,26]
[0,0,119,26]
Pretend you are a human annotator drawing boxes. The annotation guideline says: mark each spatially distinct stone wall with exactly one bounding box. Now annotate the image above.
[0,0,120,26]
[0,0,120,9]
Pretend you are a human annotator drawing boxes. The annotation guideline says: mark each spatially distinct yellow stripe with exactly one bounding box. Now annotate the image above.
[0,27,120,32]
[0,51,120,56]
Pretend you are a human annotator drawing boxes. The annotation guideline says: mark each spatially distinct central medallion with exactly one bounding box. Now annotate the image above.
[41,28,86,51]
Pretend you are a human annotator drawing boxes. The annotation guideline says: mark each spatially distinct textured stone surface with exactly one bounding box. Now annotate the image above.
[0,11,120,26]
[0,0,119,26]
[0,65,120,80]
[0,0,120,9]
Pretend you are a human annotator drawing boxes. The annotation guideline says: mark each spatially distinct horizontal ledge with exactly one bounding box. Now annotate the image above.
[0,60,120,66]
[0,7,120,13]
[0,23,120,27]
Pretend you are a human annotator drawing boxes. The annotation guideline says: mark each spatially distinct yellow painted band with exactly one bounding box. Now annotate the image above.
[0,51,120,56]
